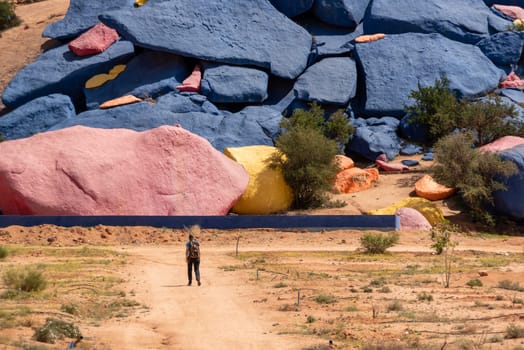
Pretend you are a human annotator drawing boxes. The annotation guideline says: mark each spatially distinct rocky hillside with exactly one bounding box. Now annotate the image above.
[0,0,524,218]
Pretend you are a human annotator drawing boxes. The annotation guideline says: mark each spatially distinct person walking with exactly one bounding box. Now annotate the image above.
[185,226,201,286]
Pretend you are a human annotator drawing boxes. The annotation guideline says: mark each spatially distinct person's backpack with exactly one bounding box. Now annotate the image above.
[189,240,200,259]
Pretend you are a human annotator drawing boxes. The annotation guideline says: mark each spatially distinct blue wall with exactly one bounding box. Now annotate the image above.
[0,215,399,230]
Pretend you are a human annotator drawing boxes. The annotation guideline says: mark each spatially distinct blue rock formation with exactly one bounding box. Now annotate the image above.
[348,117,402,161]
[354,33,505,117]
[42,0,135,40]
[0,94,75,140]
[399,114,430,144]
[477,31,524,68]
[201,64,269,104]
[99,0,312,79]
[313,0,371,28]
[2,41,135,109]
[84,51,190,109]
[400,144,423,156]
[365,0,510,44]
[268,0,313,18]
[293,57,357,106]
[494,144,524,219]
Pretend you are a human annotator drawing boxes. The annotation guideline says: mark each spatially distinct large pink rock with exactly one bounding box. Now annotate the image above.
[499,71,524,89]
[493,4,524,20]
[0,125,249,215]
[68,22,119,57]
[395,207,432,230]
[480,136,524,153]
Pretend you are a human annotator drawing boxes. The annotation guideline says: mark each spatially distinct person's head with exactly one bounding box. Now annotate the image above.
[189,233,194,241]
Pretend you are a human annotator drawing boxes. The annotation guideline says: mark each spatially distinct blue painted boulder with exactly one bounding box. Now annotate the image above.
[43,0,135,40]
[365,0,509,44]
[354,33,505,117]
[0,94,75,141]
[99,0,312,79]
[2,41,135,109]
[348,117,402,161]
[201,64,269,104]
[498,88,524,104]
[293,57,357,106]
[477,31,524,67]
[49,94,282,152]
[494,144,524,219]
[313,0,371,28]
[84,51,190,109]
[268,0,313,17]
[484,0,524,6]
[400,144,423,156]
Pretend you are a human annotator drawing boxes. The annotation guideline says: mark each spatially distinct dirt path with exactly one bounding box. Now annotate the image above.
[88,246,307,350]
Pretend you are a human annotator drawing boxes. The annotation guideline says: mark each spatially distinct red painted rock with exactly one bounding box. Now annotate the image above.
[176,64,202,93]
[499,71,524,89]
[0,125,249,215]
[68,22,119,57]
[395,207,432,230]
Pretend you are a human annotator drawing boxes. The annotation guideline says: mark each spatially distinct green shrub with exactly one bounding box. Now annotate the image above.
[2,266,47,292]
[313,293,336,304]
[466,279,483,288]
[0,245,8,260]
[432,132,518,225]
[387,300,403,312]
[417,292,433,302]
[272,282,288,288]
[498,279,524,292]
[306,315,316,323]
[360,233,399,254]
[0,2,21,31]
[506,323,524,339]
[270,122,339,209]
[33,318,81,344]
[406,76,459,144]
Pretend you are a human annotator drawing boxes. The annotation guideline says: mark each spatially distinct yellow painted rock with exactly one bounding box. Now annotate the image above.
[85,64,127,89]
[134,0,148,6]
[224,146,293,214]
[370,197,445,225]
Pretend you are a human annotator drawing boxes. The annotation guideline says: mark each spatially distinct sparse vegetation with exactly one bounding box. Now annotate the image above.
[506,323,524,339]
[498,280,524,292]
[430,223,458,288]
[466,279,483,288]
[313,294,336,305]
[360,232,399,254]
[417,292,433,302]
[0,245,8,259]
[432,132,518,225]
[273,282,288,288]
[0,1,21,32]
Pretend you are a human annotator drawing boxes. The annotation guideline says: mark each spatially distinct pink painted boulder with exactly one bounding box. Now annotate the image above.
[493,4,524,20]
[68,22,119,57]
[479,136,524,153]
[499,72,524,89]
[0,125,249,215]
[395,207,432,230]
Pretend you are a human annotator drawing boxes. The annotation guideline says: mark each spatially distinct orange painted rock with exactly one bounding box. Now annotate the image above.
[176,64,202,93]
[334,167,379,194]
[355,33,385,43]
[68,22,119,57]
[0,125,249,215]
[335,155,354,171]
[415,174,455,201]
[99,95,142,109]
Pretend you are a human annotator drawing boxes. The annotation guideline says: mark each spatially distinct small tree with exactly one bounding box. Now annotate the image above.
[430,223,458,288]
[271,103,352,209]
[406,77,460,144]
[0,2,21,31]
[432,132,518,225]
[457,96,521,147]
[325,109,354,151]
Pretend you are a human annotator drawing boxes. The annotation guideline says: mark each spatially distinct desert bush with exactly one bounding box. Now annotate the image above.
[313,293,336,304]
[387,300,403,312]
[417,292,433,302]
[0,245,8,259]
[498,279,524,292]
[306,315,316,323]
[2,266,47,292]
[360,233,399,254]
[273,282,287,288]
[33,318,81,343]
[506,323,524,339]
[0,1,21,31]
[432,131,518,225]
[466,279,483,287]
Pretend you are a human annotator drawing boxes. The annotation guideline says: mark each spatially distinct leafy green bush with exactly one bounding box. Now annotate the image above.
[0,245,8,260]
[33,318,81,344]
[360,233,399,254]
[466,279,483,287]
[0,2,21,31]
[2,266,47,292]
[432,132,518,225]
